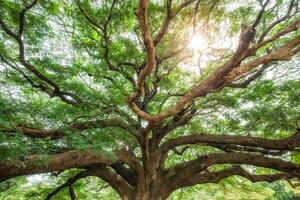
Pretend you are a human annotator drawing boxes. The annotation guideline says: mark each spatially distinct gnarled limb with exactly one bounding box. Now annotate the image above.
[134,0,156,97]
[127,0,157,122]
[128,0,163,87]
[131,23,256,123]
[226,36,300,81]
[128,15,300,124]
[227,63,271,88]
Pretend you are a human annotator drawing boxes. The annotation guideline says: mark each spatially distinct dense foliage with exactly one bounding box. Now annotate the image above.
[0,0,299,199]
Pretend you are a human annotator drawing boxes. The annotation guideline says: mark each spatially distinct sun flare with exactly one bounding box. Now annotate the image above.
[188,34,208,51]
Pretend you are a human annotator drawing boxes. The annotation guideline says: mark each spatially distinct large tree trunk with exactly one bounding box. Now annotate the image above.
[119,150,172,200]
[129,179,171,200]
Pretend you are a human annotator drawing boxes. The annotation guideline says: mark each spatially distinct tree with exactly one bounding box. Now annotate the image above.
[0,0,299,199]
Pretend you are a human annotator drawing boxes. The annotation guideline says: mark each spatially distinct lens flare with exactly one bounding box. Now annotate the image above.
[188,34,207,51]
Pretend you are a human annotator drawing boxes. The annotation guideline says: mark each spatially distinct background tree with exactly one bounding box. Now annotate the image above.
[0,0,299,199]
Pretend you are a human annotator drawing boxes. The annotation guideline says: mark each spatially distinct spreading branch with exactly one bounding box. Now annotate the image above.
[167,152,300,188]
[89,165,134,198]
[160,130,300,153]
[0,118,137,139]
[0,0,79,105]
[171,166,294,191]
[0,148,139,180]
[227,35,300,81]
[134,16,299,123]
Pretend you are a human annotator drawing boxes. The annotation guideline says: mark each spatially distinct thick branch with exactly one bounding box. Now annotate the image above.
[227,63,270,88]
[0,118,137,139]
[140,25,256,123]
[90,165,134,199]
[167,153,300,187]
[130,17,300,123]
[0,149,133,180]
[152,107,196,148]
[111,163,137,186]
[128,0,156,109]
[226,36,300,81]
[160,130,300,153]
[172,166,294,190]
